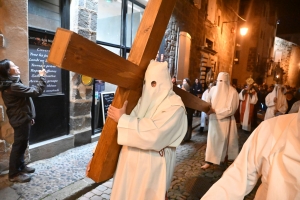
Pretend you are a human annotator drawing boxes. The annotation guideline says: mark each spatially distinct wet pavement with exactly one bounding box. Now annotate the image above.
[0,142,97,200]
[78,120,257,200]
[0,117,258,200]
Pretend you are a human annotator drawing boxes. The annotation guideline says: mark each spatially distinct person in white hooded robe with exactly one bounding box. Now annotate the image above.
[201,106,300,200]
[201,72,239,169]
[264,84,288,120]
[107,60,187,200]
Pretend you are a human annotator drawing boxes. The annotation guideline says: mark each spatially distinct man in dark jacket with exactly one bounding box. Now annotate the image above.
[0,59,46,183]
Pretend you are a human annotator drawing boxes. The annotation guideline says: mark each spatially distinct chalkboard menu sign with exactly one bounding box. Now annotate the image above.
[29,30,62,94]
[101,92,115,124]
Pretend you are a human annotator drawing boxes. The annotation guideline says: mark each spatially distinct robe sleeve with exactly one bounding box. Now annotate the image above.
[288,101,300,113]
[265,93,275,107]
[239,89,245,101]
[215,89,239,119]
[239,90,258,105]
[117,105,186,151]
[249,92,258,104]
[278,99,288,114]
[201,125,265,200]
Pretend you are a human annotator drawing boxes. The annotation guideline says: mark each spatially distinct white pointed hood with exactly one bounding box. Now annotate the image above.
[136,60,173,118]
[210,72,230,110]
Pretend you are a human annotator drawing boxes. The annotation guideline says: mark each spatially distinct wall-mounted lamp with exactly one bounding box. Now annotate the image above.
[221,21,248,36]
[240,27,248,36]
[0,34,4,47]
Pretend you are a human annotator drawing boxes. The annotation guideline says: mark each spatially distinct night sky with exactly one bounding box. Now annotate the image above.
[274,0,300,35]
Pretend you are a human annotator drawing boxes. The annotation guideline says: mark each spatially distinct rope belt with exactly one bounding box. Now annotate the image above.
[158,147,175,157]
[159,148,165,157]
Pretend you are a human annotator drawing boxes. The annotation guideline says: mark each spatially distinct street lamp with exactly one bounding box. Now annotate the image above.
[240,27,248,36]
[221,21,248,36]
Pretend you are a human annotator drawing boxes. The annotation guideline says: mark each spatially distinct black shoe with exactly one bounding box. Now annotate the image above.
[9,173,31,183]
[21,166,35,173]
[199,127,204,133]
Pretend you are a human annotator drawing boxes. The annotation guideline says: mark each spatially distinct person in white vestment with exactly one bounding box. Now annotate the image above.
[199,83,213,133]
[239,82,258,132]
[201,106,300,200]
[289,100,300,113]
[107,60,187,200]
[264,84,288,120]
[201,72,239,169]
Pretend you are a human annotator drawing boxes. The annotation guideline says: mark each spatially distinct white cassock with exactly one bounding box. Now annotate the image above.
[110,61,187,200]
[289,100,300,113]
[205,72,239,165]
[264,84,288,120]
[200,89,209,131]
[201,107,300,200]
[239,89,258,131]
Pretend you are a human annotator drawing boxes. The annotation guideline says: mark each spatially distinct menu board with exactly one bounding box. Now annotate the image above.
[29,30,62,94]
[100,92,115,124]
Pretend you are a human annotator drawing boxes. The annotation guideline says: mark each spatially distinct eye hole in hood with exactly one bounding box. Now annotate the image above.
[151,81,156,87]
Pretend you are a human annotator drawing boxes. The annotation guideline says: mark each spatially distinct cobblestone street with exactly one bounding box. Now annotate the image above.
[78,119,258,200]
[0,117,259,200]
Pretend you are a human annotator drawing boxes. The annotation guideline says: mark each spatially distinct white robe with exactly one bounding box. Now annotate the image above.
[288,100,300,114]
[206,86,239,164]
[110,95,187,200]
[200,89,209,131]
[264,86,288,120]
[239,89,258,131]
[201,109,300,200]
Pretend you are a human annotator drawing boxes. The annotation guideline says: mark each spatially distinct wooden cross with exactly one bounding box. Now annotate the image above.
[47,0,210,183]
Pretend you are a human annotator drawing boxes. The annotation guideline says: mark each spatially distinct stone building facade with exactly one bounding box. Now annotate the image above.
[0,0,99,175]
[279,33,300,46]
[0,0,29,185]
[69,0,98,146]
[165,0,240,88]
[271,37,300,87]
[232,0,278,86]
[0,0,240,177]
[0,0,29,177]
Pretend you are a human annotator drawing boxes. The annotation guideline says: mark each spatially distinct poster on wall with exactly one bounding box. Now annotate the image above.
[101,92,115,124]
[28,30,62,94]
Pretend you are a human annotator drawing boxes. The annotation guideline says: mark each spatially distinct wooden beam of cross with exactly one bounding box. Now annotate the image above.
[47,0,210,183]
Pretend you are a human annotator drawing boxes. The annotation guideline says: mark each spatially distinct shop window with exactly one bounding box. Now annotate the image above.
[126,2,145,47]
[97,1,122,45]
[97,0,145,47]
[28,0,61,32]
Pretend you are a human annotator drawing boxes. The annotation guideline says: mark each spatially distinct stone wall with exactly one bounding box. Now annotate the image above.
[274,37,295,84]
[69,0,98,145]
[273,37,300,87]
[0,0,29,173]
[165,0,239,88]
[289,46,300,88]
[165,16,179,77]
[232,0,277,86]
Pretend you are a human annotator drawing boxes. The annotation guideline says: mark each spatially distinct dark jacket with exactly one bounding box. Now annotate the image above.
[192,83,202,96]
[0,76,46,127]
